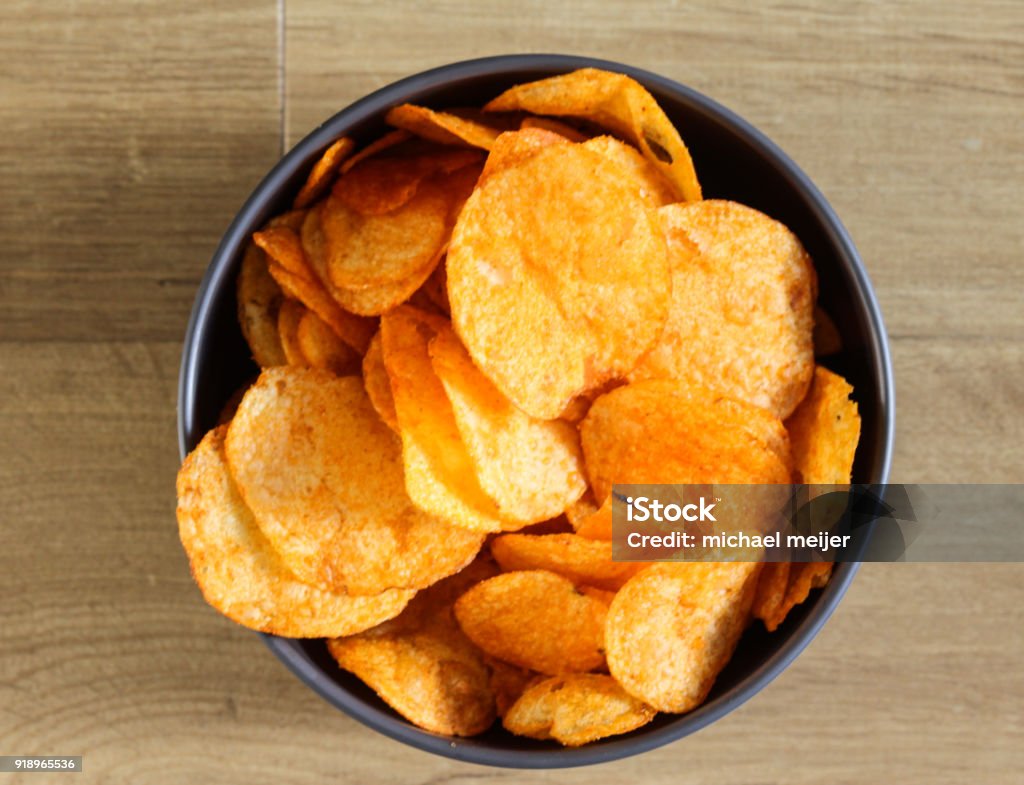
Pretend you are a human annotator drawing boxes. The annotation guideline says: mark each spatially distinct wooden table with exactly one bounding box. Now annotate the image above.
[2,1,1021,782]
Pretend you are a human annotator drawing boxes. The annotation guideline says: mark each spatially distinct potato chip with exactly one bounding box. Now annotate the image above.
[302,205,441,316]
[177,426,413,637]
[225,368,483,594]
[327,558,498,735]
[629,201,816,419]
[380,306,508,533]
[276,298,308,367]
[759,561,834,633]
[454,570,608,675]
[361,331,398,431]
[236,242,286,368]
[572,496,613,541]
[253,225,311,280]
[448,142,670,419]
[751,562,791,632]
[296,309,361,376]
[485,68,701,201]
[519,115,589,142]
[386,104,507,150]
[340,130,412,175]
[479,127,570,181]
[813,306,842,357]
[786,366,861,484]
[606,563,759,712]
[293,137,355,209]
[491,533,648,591]
[582,136,677,207]
[429,325,588,523]
[487,656,541,718]
[503,673,655,746]
[580,380,793,503]
[419,258,450,315]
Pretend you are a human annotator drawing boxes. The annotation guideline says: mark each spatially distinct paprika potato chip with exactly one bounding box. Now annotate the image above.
[751,562,791,632]
[293,136,355,209]
[582,135,677,207]
[386,104,505,150]
[786,366,861,484]
[225,368,483,595]
[485,68,702,202]
[503,673,655,746]
[581,380,793,503]
[276,298,308,367]
[253,224,310,280]
[630,200,816,419]
[454,570,608,675]
[429,325,588,523]
[361,331,398,431]
[606,563,760,712]
[236,242,286,368]
[519,115,589,142]
[491,533,648,591]
[339,130,412,175]
[296,309,361,376]
[479,127,570,181]
[487,657,542,718]
[177,427,413,637]
[448,142,670,419]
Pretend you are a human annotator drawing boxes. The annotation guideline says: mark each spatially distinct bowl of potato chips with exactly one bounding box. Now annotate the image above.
[177,54,894,767]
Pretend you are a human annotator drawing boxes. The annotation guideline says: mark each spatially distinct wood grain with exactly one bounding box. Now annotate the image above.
[1,0,1022,783]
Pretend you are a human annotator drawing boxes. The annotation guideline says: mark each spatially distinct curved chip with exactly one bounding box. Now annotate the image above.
[429,326,587,523]
[361,331,398,431]
[296,309,361,376]
[503,673,655,746]
[380,306,508,533]
[236,242,286,368]
[454,570,608,675]
[519,115,589,142]
[490,533,648,591]
[225,368,483,595]
[485,68,701,202]
[479,127,571,182]
[605,563,760,712]
[580,380,793,503]
[385,104,505,150]
[785,366,861,485]
[572,496,613,541]
[448,142,670,419]
[177,426,414,637]
[293,136,355,209]
[276,298,308,367]
[253,224,310,280]
[339,130,412,175]
[630,200,816,419]
[582,136,677,207]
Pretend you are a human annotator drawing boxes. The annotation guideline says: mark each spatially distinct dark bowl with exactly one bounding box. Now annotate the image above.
[177,54,895,768]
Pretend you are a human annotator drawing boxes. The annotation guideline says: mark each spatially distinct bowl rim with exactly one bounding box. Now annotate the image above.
[177,53,896,769]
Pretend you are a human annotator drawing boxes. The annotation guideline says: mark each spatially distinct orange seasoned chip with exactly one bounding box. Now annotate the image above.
[327,559,498,736]
[253,225,311,280]
[448,142,670,419]
[276,298,308,367]
[479,127,571,181]
[485,68,701,201]
[630,201,817,419]
[236,242,286,368]
[606,563,760,712]
[503,673,654,746]
[487,657,542,718]
[519,115,589,142]
[361,331,398,431]
[381,306,508,533]
[292,137,355,210]
[296,309,361,376]
[580,380,793,503]
[386,104,506,150]
[582,136,677,207]
[177,427,414,637]
[491,533,648,591]
[429,325,587,523]
[573,496,613,541]
[339,130,413,175]
[786,366,861,484]
[751,562,791,631]
[761,562,834,633]
[454,570,608,675]
[225,368,483,595]
[419,258,450,315]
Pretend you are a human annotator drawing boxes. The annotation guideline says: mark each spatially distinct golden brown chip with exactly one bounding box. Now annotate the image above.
[177,426,414,637]
[751,562,791,632]
[606,563,760,712]
[429,325,588,523]
[448,142,670,419]
[386,104,505,150]
[580,380,793,503]
[503,673,655,746]
[361,331,398,431]
[293,137,355,209]
[454,570,608,675]
[785,366,861,484]
[253,225,311,280]
[381,306,508,533]
[582,136,677,207]
[225,368,483,595]
[519,115,589,142]
[485,68,701,202]
[236,242,286,368]
[479,127,571,181]
[629,201,816,419]
[326,558,498,736]
[296,309,361,376]
[487,657,542,718]
[276,298,308,367]
[490,533,648,591]
[761,561,835,633]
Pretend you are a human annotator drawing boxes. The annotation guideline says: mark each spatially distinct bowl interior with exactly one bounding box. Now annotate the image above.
[178,55,893,768]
